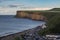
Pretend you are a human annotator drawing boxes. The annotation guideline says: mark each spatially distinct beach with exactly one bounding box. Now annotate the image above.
[0,25,46,40]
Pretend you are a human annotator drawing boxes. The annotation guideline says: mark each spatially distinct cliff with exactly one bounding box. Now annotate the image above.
[16,11,47,21]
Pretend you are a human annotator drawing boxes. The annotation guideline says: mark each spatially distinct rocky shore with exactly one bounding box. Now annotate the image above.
[0,25,46,40]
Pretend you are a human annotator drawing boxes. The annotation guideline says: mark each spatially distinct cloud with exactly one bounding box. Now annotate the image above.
[0,6,51,15]
[0,7,17,15]
[0,0,14,2]
[8,4,24,8]
[33,8,51,10]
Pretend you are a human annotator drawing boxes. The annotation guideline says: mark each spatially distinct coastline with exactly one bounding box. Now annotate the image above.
[0,28,32,40]
[0,25,44,40]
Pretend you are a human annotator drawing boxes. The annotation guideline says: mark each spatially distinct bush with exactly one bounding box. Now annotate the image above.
[15,37,20,40]
[38,13,60,35]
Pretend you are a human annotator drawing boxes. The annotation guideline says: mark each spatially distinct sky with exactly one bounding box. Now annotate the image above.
[0,0,60,15]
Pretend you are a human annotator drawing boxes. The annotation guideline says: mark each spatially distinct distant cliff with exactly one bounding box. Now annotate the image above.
[16,11,47,21]
[16,8,60,21]
[49,8,60,11]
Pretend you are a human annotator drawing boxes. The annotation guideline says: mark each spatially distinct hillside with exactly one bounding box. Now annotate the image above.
[38,10,60,35]
[49,8,60,11]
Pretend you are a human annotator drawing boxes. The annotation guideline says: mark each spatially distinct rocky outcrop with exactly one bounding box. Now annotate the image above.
[16,11,47,21]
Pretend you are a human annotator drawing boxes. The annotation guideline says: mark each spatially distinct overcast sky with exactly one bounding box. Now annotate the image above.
[0,0,60,15]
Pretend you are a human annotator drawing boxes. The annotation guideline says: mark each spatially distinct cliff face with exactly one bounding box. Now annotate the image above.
[16,11,47,21]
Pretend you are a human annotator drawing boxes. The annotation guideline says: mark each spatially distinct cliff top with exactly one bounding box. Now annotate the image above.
[49,8,60,11]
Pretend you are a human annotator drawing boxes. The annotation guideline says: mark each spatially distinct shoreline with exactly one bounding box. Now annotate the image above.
[0,25,44,40]
[0,28,33,39]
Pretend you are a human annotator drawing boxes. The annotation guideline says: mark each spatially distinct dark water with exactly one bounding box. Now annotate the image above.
[0,15,45,37]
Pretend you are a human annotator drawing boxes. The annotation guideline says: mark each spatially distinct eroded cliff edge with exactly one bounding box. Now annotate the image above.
[15,11,47,21]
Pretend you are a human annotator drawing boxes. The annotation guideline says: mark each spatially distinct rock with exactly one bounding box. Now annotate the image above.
[16,11,47,21]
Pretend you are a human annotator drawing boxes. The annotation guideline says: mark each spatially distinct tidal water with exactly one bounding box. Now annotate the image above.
[0,15,45,37]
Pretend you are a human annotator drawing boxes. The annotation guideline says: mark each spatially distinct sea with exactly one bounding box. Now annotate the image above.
[0,15,45,37]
